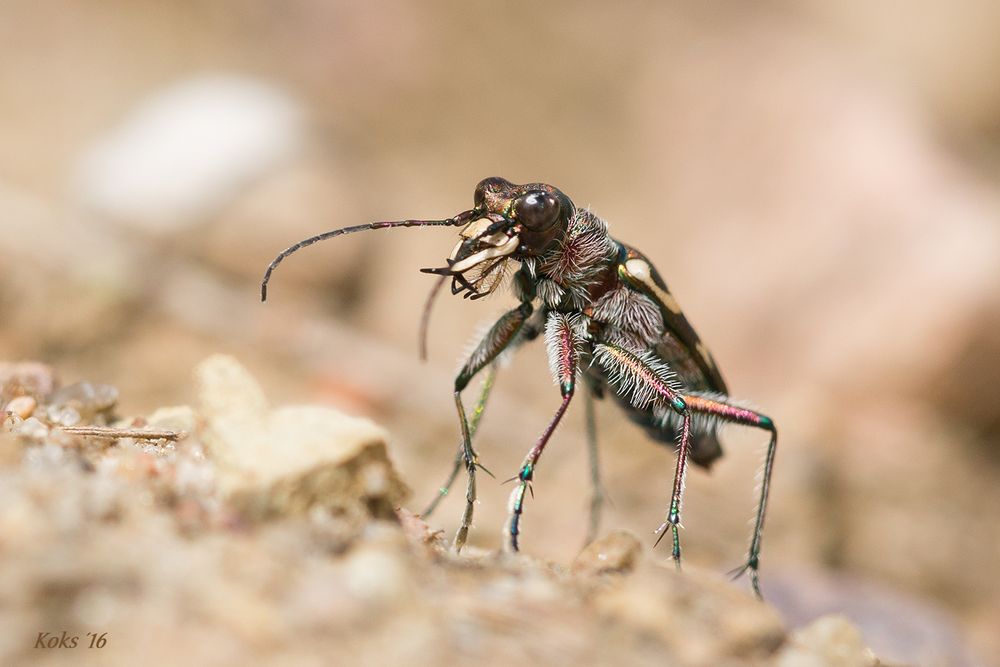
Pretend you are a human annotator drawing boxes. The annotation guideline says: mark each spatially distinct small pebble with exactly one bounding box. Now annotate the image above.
[0,361,57,401]
[777,615,878,667]
[46,404,82,427]
[16,417,50,441]
[49,382,119,421]
[147,405,197,433]
[572,530,643,576]
[3,396,36,420]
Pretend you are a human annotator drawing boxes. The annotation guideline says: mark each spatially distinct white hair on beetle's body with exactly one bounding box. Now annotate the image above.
[591,343,684,411]
[536,208,617,309]
[592,288,664,349]
[543,312,588,388]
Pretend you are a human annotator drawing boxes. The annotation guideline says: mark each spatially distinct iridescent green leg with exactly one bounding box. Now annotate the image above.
[654,409,692,572]
[423,363,497,518]
[426,310,545,520]
[582,382,606,547]
[684,395,777,599]
[507,313,583,552]
[507,392,574,551]
[452,302,533,552]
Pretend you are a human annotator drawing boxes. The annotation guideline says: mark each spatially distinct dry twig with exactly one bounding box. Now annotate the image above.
[60,426,185,441]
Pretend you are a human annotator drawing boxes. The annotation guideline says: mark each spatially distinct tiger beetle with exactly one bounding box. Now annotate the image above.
[261,177,778,598]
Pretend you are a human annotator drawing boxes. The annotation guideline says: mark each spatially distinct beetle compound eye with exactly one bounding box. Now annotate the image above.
[513,192,561,230]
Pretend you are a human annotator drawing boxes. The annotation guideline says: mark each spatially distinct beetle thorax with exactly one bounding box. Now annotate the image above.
[521,209,618,310]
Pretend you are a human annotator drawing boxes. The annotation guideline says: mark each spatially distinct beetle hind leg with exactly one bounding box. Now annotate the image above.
[682,394,778,599]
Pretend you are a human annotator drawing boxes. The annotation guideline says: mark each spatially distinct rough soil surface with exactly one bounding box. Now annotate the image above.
[0,356,882,667]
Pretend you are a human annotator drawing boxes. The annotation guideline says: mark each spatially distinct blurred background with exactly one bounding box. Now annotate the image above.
[2,1,998,664]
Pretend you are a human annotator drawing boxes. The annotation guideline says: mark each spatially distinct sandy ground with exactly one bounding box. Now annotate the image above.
[2,356,886,667]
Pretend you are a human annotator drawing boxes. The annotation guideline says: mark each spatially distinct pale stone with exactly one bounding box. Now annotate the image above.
[777,615,878,667]
[146,405,197,434]
[594,565,786,665]
[194,355,407,520]
[572,530,643,576]
[75,75,305,230]
[3,396,36,420]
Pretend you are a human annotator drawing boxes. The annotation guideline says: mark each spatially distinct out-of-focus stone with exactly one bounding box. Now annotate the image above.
[2,396,36,420]
[194,354,267,420]
[48,381,119,423]
[13,417,49,441]
[593,564,786,666]
[776,615,877,667]
[572,530,642,576]
[45,404,81,427]
[146,405,198,434]
[0,362,57,402]
[195,354,408,521]
[75,75,306,231]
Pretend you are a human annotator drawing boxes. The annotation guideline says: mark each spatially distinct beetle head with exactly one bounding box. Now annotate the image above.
[421,177,574,298]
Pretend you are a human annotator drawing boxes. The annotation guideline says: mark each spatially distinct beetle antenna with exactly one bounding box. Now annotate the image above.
[418,274,447,361]
[261,211,475,302]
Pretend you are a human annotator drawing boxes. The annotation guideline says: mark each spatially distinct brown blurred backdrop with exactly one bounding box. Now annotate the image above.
[2,2,999,665]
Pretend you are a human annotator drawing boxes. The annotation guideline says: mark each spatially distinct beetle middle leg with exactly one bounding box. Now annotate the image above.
[451,302,533,551]
[424,307,547,519]
[592,343,691,568]
[582,380,607,547]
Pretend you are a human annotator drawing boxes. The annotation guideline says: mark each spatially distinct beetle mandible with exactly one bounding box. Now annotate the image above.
[261,177,778,597]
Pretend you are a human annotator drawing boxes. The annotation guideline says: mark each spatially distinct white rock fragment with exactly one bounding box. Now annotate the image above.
[194,355,407,519]
[777,615,878,667]
[572,530,642,576]
[146,406,197,434]
[75,75,305,230]
[3,396,36,420]
[15,417,49,441]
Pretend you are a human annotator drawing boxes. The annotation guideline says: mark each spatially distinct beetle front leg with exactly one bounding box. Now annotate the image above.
[422,362,498,518]
[451,302,533,552]
[506,313,585,552]
[592,343,691,568]
[425,308,546,520]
